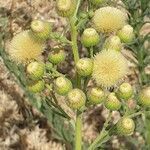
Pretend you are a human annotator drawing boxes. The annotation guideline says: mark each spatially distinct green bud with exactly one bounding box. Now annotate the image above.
[76,58,93,77]
[30,20,52,41]
[81,28,100,47]
[87,87,105,104]
[116,82,133,101]
[104,35,122,51]
[48,50,66,64]
[117,25,135,43]
[67,88,86,109]
[90,0,106,6]
[54,76,72,95]
[56,0,76,17]
[27,61,45,80]
[28,80,45,93]
[104,92,121,111]
[45,62,53,71]
[138,87,150,107]
[116,117,135,136]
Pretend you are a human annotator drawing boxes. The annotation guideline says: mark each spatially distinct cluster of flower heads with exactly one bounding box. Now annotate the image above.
[8,0,150,136]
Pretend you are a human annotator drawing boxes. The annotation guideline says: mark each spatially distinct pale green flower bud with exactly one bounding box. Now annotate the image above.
[31,20,52,41]
[81,28,100,47]
[48,50,66,64]
[54,76,72,95]
[117,25,135,43]
[56,0,76,17]
[116,82,133,101]
[87,87,105,104]
[116,117,135,136]
[28,80,45,93]
[104,92,121,110]
[138,87,150,107]
[67,89,86,109]
[104,36,122,51]
[27,61,45,80]
[76,58,93,77]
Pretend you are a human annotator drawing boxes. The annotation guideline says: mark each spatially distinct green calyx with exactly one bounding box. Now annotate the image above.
[27,61,45,80]
[81,28,100,47]
[87,87,105,104]
[76,58,93,77]
[54,76,72,95]
[138,87,150,107]
[30,20,52,41]
[56,0,76,17]
[104,92,121,111]
[67,89,86,109]
[116,82,133,101]
[28,80,45,93]
[116,117,135,136]
[48,49,66,64]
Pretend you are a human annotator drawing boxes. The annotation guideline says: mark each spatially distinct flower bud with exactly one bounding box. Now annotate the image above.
[116,117,135,135]
[28,80,45,93]
[117,25,135,43]
[45,62,53,71]
[76,58,93,77]
[90,0,106,6]
[27,61,45,80]
[87,87,105,104]
[104,92,121,110]
[104,36,122,51]
[56,0,76,17]
[116,82,133,101]
[48,50,66,64]
[138,87,150,107]
[31,20,52,41]
[67,89,86,109]
[54,76,72,95]
[81,28,100,47]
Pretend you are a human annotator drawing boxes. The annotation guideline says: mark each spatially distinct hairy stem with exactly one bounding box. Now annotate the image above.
[75,111,82,150]
[69,0,82,149]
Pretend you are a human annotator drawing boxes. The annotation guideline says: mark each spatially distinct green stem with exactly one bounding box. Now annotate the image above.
[128,111,143,118]
[75,111,82,150]
[69,1,82,150]
[69,19,79,64]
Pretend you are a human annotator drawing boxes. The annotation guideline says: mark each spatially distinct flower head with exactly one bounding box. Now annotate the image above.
[9,30,43,64]
[92,6,127,33]
[92,50,128,88]
[56,0,76,17]
[31,20,52,41]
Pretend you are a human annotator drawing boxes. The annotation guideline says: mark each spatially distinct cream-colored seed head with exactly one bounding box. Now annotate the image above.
[92,7,127,33]
[92,50,128,88]
[9,31,43,64]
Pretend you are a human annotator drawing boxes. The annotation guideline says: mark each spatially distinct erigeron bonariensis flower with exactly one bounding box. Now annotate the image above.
[117,25,135,43]
[92,7,127,33]
[92,50,128,88]
[9,30,44,64]
[56,0,76,17]
[30,20,52,41]
[104,35,122,51]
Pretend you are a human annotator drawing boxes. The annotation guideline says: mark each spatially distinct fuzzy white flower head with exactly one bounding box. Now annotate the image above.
[92,6,127,33]
[9,30,44,64]
[92,50,128,88]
